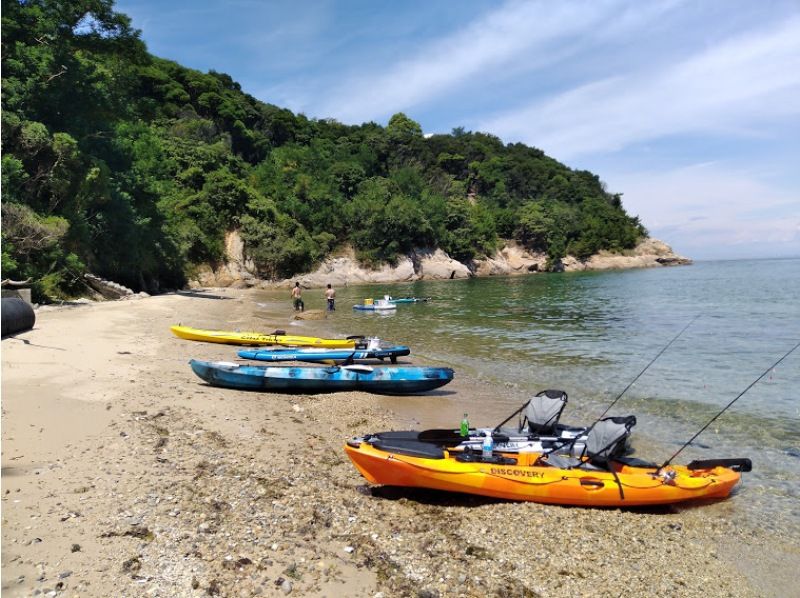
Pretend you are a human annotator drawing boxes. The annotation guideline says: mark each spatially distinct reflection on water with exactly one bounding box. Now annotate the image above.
[256,258,800,536]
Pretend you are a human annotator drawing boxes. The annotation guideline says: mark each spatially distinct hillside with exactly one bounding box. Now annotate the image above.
[1,0,647,301]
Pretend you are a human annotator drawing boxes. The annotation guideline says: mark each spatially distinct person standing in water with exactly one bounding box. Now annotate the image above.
[325,284,336,311]
[291,282,304,312]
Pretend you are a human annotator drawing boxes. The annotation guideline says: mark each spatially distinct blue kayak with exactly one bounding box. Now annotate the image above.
[189,360,454,395]
[387,296,430,304]
[238,345,411,364]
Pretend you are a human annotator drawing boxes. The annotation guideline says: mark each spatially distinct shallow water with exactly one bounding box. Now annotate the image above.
[256,258,800,538]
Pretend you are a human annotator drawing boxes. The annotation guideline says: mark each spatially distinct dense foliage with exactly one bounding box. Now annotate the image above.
[1,0,646,300]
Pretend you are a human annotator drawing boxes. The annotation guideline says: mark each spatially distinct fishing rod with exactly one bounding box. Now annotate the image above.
[533,317,700,459]
[660,339,800,470]
[492,315,699,436]
[594,314,700,422]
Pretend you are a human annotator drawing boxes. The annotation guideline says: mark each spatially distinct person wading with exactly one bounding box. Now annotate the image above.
[325,284,336,311]
[291,282,304,312]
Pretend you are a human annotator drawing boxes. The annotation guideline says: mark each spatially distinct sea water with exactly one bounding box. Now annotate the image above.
[257,258,800,537]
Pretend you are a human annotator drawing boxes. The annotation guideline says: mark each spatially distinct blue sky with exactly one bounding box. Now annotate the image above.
[116,0,800,260]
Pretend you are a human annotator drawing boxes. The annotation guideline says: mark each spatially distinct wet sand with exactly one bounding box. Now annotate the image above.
[1,289,795,597]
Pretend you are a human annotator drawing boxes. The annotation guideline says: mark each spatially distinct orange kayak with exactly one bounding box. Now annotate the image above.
[344,438,747,507]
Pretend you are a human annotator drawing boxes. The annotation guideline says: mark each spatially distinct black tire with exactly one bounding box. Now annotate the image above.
[2,297,36,337]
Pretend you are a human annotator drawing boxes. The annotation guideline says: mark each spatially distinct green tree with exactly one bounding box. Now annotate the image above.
[386,112,423,141]
[516,201,553,251]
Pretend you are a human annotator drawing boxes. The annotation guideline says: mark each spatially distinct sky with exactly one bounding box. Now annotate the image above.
[116,0,800,260]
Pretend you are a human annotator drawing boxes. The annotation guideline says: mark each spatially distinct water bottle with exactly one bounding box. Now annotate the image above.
[460,413,469,437]
[482,431,493,459]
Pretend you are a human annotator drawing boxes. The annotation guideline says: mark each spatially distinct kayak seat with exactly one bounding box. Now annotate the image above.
[538,416,635,470]
[521,390,568,435]
[371,437,445,459]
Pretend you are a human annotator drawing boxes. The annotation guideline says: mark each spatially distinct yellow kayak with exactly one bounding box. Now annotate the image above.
[170,325,360,348]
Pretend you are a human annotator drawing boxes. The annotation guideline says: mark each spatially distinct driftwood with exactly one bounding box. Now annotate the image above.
[84,273,134,299]
[1,278,32,287]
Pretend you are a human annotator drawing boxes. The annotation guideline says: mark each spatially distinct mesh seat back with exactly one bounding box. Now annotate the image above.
[584,416,636,461]
[522,390,568,434]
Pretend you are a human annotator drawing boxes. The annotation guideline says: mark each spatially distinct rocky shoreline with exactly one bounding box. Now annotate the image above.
[4,289,796,597]
[191,235,691,289]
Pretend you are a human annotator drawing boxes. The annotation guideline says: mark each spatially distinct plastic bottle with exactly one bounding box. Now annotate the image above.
[482,431,493,459]
[460,413,469,437]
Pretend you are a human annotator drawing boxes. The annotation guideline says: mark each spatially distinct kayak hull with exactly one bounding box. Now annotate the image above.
[171,325,357,348]
[344,441,742,507]
[189,360,454,395]
[353,298,396,311]
[238,345,411,363]
[388,297,429,304]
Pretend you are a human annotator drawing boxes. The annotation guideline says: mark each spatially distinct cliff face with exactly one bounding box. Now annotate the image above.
[189,232,691,289]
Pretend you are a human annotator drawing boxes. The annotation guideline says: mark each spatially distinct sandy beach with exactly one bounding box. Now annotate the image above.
[2,290,796,597]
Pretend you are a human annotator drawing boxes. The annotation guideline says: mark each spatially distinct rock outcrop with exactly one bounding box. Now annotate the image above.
[192,231,258,288]
[472,243,547,276]
[561,238,692,271]
[264,246,471,289]
[415,248,472,280]
[278,247,417,289]
[188,232,691,289]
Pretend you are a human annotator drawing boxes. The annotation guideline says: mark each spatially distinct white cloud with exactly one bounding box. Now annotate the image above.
[315,0,645,123]
[478,16,800,159]
[607,163,800,259]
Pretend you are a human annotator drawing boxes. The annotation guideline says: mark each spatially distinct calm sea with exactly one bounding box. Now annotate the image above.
[256,258,800,536]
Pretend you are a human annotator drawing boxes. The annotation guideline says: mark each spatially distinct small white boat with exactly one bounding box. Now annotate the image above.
[353,297,397,312]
